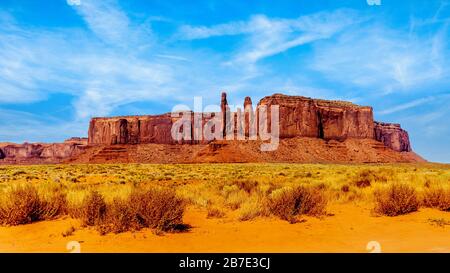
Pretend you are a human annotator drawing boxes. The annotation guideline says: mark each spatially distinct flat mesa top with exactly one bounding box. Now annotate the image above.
[259,93,369,108]
[91,93,372,121]
[91,113,173,121]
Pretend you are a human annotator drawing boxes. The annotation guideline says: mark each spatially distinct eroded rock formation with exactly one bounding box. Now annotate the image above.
[86,93,405,150]
[0,92,419,164]
[374,122,411,152]
[258,94,375,140]
[88,114,176,145]
[0,138,87,164]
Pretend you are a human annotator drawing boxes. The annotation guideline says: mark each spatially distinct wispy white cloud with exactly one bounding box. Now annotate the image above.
[409,1,450,32]
[396,94,450,140]
[379,96,438,115]
[71,0,152,46]
[310,22,449,94]
[0,0,176,119]
[177,21,250,40]
[154,54,189,61]
[0,28,66,103]
[0,6,365,123]
[1,0,450,159]
[177,10,361,66]
[0,108,85,143]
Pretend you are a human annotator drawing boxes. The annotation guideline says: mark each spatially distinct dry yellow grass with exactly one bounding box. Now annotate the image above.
[373,183,420,216]
[0,163,449,234]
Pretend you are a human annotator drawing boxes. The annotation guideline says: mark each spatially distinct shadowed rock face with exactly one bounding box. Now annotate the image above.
[0,141,87,164]
[87,93,411,152]
[88,114,179,145]
[374,122,411,152]
[258,94,375,140]
[0,92,416,164]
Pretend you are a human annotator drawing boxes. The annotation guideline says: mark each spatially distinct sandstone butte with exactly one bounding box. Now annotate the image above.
[0,92,425,164]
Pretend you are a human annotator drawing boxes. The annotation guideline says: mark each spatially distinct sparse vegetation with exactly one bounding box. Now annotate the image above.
[102,198,137,234]
[0,163,449,234]
[73,188,187,234]
[422,187,450,211]
[268,186,327,222]
[428,218,450,227]
[0,185,67,225]
[0,185,42,225]
[207,207,226,219]
[374,184,419,216]
[354,169,395,186]
[129,188,186,232]
[238,199,266,221]
[62,226,76,237]
[80,190,107,227]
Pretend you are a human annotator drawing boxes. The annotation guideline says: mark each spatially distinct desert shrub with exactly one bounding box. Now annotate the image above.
[267,186,327,222]
[221,184,240,198]
[221,184,248,210]
[130,188,185,231]
[233,180,259,194]
[62,226,76,237]
[330,184,363,203]
[68,203,84,219]
[238,200,267,221]
[207,206,225,219]
[422,187,450,211]
[224,190,247,210]
[354,170,373,188]
[0,185,41,225]
[315,183,327,190]
[12,170,26,176]
[80,191,107,226]
[39,190,68,220]
[374,184,419,216]
[424,178,431,188]
[341,185,350,193]
[102,198,138,234]
[428,218,450,227]
[0,185,67,226]
[355,179,371,188]
[293,187,327,216]
[354,169,395,188]
[258,182,281,196]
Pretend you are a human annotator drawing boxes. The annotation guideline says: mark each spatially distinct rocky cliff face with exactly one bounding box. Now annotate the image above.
[88,114,177,145]
[258,95,319,138]
[87,93,412,153]
[0,139,87,164]
[87,93,378,146]
[374,122,411,152]
[258,94,375,140]
[0,92,417,164]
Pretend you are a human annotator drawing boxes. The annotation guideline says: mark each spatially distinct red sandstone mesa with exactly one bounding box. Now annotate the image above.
[374,122,411,152]
[0,138,87,164]
[0,92,423,164]
[258,94,375,141]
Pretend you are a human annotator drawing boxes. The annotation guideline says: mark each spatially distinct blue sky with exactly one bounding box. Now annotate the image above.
[0,0,449,162]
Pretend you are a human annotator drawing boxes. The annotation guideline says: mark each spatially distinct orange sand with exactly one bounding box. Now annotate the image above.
[0,204,448,253]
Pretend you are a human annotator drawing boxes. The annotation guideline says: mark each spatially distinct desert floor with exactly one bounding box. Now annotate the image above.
[0,163,449,253]
[1,204,449,253]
